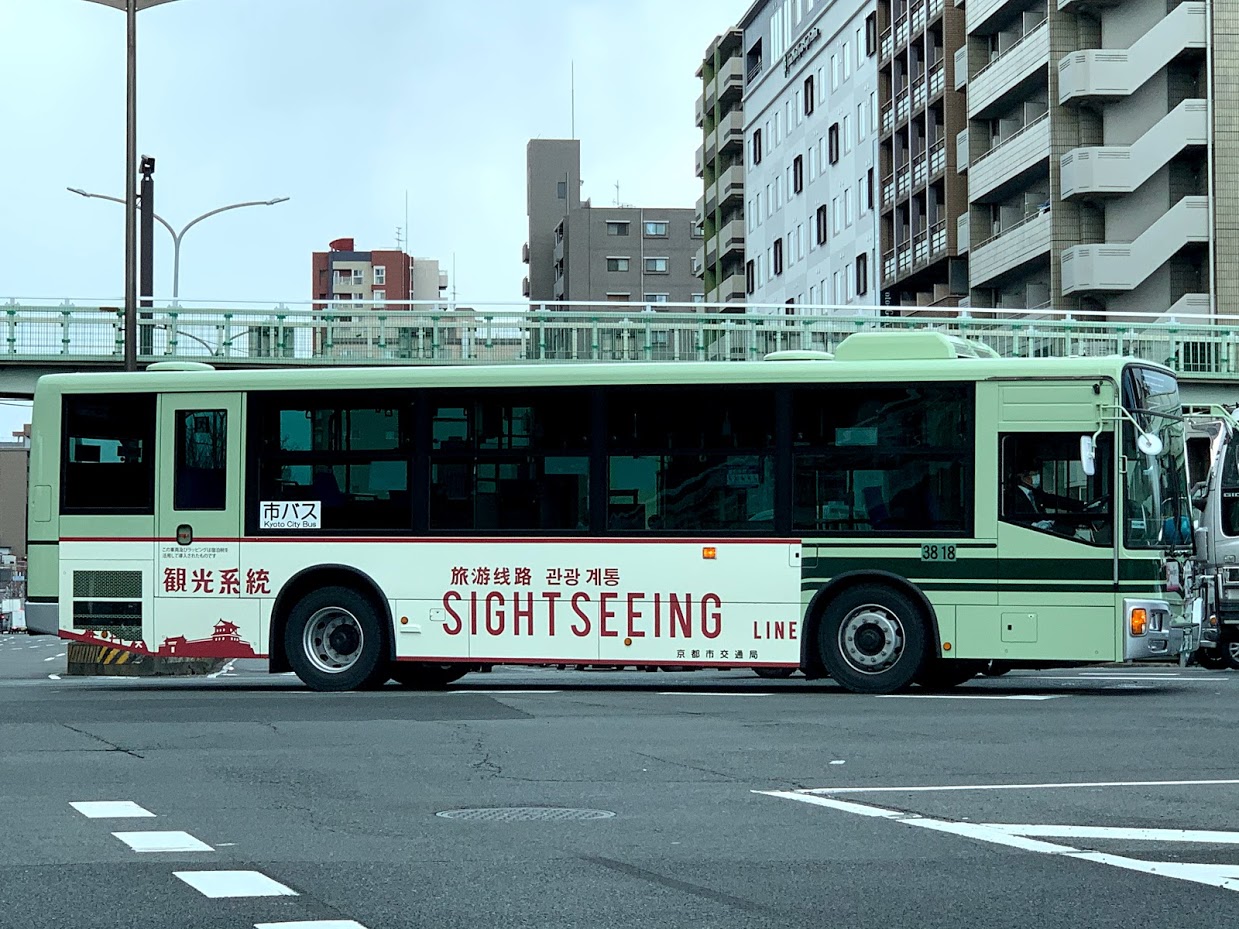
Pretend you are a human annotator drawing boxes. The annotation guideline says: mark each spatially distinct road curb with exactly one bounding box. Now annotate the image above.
[65,643,225,677]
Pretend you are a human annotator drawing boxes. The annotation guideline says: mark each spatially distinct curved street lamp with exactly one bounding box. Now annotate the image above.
[68,189,289,299]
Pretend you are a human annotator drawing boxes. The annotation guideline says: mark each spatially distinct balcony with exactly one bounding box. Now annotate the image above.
[718,164,744,207]
[912,0,926,34]
[746,57,763,84]
[1060,196,1208,294]
[521,277,530,298]
[719,269,747,301]
[1058,3,1205,105]
[967,0,1025,36]
[883,220,950,285]
[913,151,928,190]
[954,46,968,91]
[967,112,1050,203]
[332,274,363,289]
[957,213,970,254]
[717,110,744,154]
[882,102,894,136]
[694,196,705,226]
[718,57,744,101]
[880,25,894,63]
[705,181,719,217]
[705,127,719,165]
[694,245,706,277]
[882,171,897,210]
[967,21,1049,120]
[929,59,945,98]
[719,218,745,259]
[957,128,969,173]
[521,242,530,264]
[970,208,1052,287]
[695,93,704,129]
[1060,100,1207,199]
[695,144,704,178]
[929,138,946,178]
[912,76,927,112]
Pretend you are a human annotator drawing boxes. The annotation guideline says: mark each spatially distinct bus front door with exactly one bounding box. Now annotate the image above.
[153,393,260,660]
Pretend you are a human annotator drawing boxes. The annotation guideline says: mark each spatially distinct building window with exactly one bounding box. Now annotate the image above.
[745,259,756,294]
[856,253,869,295]
[832,54,839,90]
[832,270,841,303]
[858,102,866,141]
[793,155,804,194]
[804,75,815,115]
[607,257,630,272]
[844,115,852,153]
[753,128,763,165]
[865,12,878,56]
[797,224,805,261]
[647,293,670,303]
[607,221,630,236]
[867,167,875,211]
[373,266,386,286]
[644,220,668,237]
[775,110,782,145]
[829,123,840,163]
[372,289,385,308]
[833,197,841,234]
[691,222,704,238]
[846,262,855,299]
[858,176,867,214]
[843,42,851,79]
[871,91,878,130]
[756,191,763,222]
[845,187,853,226]
[774,238,784,275]
[557,180,568,199]
[692,293,705,303]
[809,147,817,182]
[644,257,670,273]
[816,204,829,245]
[606,292,630,302]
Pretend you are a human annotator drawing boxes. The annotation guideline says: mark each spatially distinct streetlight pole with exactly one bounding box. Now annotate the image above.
[67,190,290,299]
[81,0,184,368]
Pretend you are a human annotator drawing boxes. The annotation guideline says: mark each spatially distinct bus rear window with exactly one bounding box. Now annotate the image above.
[62,393,156,513]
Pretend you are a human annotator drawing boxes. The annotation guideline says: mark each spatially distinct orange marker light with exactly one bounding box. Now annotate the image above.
[703,547,717,560]
[624,637,633,646]
[1130,608,1148,636]
[942,642,952,651]
[400,616,409,625]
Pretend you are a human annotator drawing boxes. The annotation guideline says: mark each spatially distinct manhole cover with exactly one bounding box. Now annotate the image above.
[436,807,615,822]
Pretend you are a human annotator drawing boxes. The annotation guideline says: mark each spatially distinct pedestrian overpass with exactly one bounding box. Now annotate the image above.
[1,299,1236,407]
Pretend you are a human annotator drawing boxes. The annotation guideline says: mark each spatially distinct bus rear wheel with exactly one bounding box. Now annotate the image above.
[391,663,470,689]
[1196,647,1230,670]
[285,585,387,692]
[817,584,927,694]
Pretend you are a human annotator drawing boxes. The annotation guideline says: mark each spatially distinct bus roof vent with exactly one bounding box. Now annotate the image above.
[833,331,999,362]
[145,361,216,372]
[762,350,834,361]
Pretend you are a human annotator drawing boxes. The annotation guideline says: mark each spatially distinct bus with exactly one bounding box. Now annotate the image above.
[23,330,1197,693]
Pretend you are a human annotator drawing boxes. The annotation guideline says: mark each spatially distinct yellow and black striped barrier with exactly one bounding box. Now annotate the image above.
[66,643,223,677]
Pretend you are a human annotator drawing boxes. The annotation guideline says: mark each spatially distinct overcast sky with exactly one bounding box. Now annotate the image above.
[0,0,751,433]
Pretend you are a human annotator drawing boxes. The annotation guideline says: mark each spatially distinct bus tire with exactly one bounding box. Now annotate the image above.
[817,584,927,694]
[1196,647,1229,670]
[982,660,1013,677]
[390,663,470,689]
[285,585,387,692]
[753,667,796,679]
[1225,641,1239,670]
[915,658,981,690]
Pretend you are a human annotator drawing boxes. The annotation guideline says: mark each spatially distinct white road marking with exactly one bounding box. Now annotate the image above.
[760,792,1239,893]
[656,692,772,697]
[255,921,370,929]
[174,871,298,898]
[70,801,155,819]
[797,778,1239,795]
[207,660,237,679]
[48,674,60,680]
[1076,673,1180,679]
[878,694,1063,701]
[43,655,59,662]
[113,831,213,853]
[982,825,1239,844]
[454,689,563,694]
[830,760,846,765]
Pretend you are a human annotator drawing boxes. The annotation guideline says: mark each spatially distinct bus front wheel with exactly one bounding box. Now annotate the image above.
[391,663,470,689]
[285,585,388,692]
[817,584,927,694]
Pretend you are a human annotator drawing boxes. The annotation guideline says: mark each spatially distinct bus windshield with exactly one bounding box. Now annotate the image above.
[1122,366,1189,548]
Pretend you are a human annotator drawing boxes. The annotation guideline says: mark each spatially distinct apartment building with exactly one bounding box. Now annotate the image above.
[958,0,1211,316]
[0,426,30,561]
[312,238,448,308]
[876,0,970,308]
[524,139,702,305]
[740,0,881,311]
[695,29,748,305]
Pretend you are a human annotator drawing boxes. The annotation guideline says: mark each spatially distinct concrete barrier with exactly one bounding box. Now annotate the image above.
[66,643,225,677]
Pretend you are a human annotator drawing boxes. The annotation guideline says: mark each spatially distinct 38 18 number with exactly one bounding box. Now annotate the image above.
[920,544,957,562]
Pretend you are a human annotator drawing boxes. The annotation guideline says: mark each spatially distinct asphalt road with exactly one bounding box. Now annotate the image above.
[0,631,1236,929]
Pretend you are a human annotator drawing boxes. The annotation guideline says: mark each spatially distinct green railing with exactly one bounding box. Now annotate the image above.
[3,299,1237,378]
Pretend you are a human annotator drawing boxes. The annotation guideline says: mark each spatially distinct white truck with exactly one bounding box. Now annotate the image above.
[1185,408,1239,669]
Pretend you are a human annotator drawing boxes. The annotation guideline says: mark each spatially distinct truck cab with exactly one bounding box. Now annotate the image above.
[1185,408,1239,668]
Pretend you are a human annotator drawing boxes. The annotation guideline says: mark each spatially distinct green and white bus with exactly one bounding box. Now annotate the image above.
[24,330,1197,693]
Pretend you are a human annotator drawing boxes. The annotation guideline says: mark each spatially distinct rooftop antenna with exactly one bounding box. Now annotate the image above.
[614,180,620,207]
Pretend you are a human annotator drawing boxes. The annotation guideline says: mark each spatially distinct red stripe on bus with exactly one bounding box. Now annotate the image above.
[396,656,799,668]
[61,536,800,545]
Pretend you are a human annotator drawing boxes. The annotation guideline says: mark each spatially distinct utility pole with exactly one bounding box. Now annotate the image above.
[139,155,155,356]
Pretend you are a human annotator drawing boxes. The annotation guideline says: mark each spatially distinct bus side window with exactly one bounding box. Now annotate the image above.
[174,410,227,511]
[62,393,156,514]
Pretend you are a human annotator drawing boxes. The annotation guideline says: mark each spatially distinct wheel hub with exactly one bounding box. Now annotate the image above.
[304,607,364,674]
[839,605,905,675]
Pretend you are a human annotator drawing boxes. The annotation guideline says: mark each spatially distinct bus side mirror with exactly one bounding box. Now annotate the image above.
[1192,486,1209,512]
[1080,435,1096,476]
